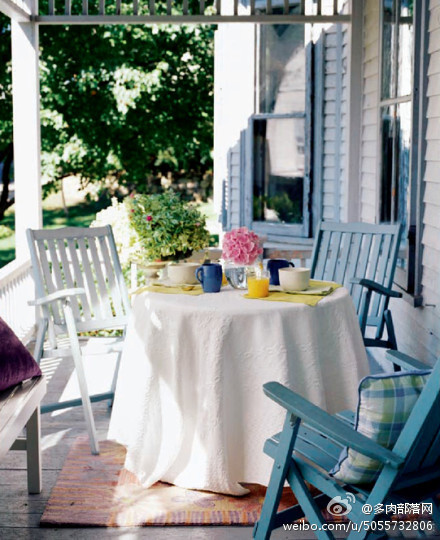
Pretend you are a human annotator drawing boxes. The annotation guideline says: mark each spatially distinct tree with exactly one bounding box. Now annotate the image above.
[0,15,13,221]
[0,18,215,221]
[39,23,214,197]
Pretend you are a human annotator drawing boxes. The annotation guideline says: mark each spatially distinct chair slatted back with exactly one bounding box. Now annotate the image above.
[393,359,440,481]
[27,226,130,332]
[310,222,401,331]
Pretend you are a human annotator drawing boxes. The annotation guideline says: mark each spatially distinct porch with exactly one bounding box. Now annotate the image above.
[0,0,439,536]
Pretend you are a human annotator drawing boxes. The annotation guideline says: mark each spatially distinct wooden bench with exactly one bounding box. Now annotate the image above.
[0,376,46,493]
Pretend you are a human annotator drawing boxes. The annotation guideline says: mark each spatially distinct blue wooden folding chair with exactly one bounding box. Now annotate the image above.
[254,350,440,539]
[311,222,402,350]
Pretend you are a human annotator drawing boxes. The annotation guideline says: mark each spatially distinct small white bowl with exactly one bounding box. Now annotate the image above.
[279,267,311,292]
[142,262,166,278]
[168,262,199,285]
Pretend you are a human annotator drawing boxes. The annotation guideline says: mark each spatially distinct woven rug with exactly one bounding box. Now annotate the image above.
[41,437,300,527]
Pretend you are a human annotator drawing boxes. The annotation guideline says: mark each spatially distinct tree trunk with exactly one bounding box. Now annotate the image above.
[0,143,14,222]
[60,177,69,216]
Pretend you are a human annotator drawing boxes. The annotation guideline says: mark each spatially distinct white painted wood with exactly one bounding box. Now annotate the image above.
[213,24,256,225]
[25,407,41,494]
[426,95,440,117]
[428,27,440,53]
[360,0,380,224]
[11,6,42,260]
[424,162,440,180]
[0,377,46,494]
[35,13,352,24]
[26,227,130,454]
[0,0,30,20]
[0,259,36,342]
[63,301,99,454]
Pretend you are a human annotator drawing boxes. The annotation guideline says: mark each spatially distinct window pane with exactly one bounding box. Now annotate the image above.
[381,0,396,100]
[395,101,412,270]
[253,118,305,225]
[259,25,305,114]
[397,0,413,97]
[380,102,412,270]
[380,105,394,222]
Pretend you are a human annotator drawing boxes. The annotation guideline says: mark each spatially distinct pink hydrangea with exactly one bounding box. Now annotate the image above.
[222,227,263,265]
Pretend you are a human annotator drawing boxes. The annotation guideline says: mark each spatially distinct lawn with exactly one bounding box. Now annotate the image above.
[0,199,109,268]
[0,194,218,268]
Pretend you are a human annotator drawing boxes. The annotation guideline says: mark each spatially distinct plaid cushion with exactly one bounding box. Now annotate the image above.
[330,370,430,484]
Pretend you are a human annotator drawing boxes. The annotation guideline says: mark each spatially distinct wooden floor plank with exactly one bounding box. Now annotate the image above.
[0,351,438,539]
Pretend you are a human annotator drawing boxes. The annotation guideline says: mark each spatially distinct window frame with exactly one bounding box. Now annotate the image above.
[377,0,427,303]
[245,23,313,240]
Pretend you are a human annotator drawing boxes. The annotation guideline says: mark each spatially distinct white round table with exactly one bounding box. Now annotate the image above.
[108,286,368,495]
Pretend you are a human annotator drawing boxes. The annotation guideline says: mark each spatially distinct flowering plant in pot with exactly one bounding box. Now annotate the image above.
[222,227,263,288]
[127,190,210,262]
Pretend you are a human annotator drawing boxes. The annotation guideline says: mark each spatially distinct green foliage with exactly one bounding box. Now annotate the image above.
[0,15,12,149]
[253,192,302,224]
[127,190,210,261]
[91,197,141,269]
[269,192,302,223]
[39,24,214,195]
[0,224,13,239]
[0,17,214,215]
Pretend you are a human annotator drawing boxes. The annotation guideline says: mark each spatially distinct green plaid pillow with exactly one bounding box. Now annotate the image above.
[330,370,430,484]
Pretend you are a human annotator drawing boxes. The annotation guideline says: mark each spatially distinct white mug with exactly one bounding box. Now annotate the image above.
[168,262,199,284]
[279,267,311,292]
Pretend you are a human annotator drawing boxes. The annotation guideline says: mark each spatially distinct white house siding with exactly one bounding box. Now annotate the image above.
[360,0,380,224]
[213,24,256,229]
[360,0,440,364]
[215,7,350,235]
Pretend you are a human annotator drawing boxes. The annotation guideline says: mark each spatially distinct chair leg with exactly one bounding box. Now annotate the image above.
[108,350,122,408]
[63,301,100,455]
[33,319,48,364]
[26,407,42,494]
[286,463,333,540]
[384,310,400,371]
[384,310,397,351]
[253,414,301,540]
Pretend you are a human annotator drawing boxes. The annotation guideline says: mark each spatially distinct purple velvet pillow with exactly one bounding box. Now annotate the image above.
[0,317,42,392]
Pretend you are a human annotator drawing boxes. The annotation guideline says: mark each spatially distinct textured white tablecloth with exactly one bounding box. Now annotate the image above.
[108,287,368,495]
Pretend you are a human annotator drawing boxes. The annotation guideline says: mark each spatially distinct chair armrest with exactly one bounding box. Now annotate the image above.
[28,288,86,306]
[263,382,404,469]
[350,278,402,298]
[386,350,431,371]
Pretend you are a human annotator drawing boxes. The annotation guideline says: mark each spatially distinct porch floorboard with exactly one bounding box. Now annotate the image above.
[0,352,438,539]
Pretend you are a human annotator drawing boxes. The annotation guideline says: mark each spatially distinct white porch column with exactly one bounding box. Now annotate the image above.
[345,0,363,222]
[11,5,42,260]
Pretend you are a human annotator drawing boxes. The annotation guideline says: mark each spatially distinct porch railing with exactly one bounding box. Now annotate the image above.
[37,0,350,23]
[0,258,36,343]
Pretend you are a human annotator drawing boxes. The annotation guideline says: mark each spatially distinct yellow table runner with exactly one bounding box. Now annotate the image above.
[134,283,204,296]
[243,280,342,306]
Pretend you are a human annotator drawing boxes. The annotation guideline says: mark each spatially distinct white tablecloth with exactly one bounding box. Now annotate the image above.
[108,287,368,495]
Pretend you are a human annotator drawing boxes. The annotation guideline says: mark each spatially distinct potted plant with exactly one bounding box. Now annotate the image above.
[127,190,210,262]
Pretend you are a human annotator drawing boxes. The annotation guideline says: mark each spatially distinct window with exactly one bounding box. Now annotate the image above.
[251,24,311,238]
[379,0,425,296]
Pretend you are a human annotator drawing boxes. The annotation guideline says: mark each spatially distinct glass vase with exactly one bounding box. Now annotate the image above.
[224,263,256,289]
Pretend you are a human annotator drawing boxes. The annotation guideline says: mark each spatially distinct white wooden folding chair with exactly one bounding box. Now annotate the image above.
[27,226,131,454]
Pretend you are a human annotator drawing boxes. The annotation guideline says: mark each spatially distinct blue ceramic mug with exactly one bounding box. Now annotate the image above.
[267,259,295,285]
[196,263,222,293]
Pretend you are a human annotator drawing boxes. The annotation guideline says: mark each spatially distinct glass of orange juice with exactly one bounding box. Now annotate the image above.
[247,271,270,298]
